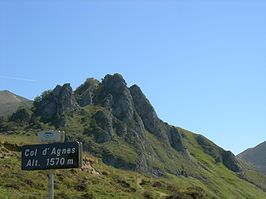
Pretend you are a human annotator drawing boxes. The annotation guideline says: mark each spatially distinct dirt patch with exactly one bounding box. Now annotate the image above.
[81,155,100,175]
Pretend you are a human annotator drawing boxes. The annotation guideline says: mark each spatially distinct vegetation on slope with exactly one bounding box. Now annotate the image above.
[1,124,266,198]
[1,74,266,198]
[0,90,32,117]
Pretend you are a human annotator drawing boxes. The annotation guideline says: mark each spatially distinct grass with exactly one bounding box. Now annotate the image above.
[1,106,266,198]
[0,134,37,145]
[1,130,266,199]
[180,127,266,198]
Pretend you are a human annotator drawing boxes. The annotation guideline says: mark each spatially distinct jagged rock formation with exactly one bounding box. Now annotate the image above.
[2,73,266,198]
[75,78,99,106]
[222,150,241,172]
[129,84,166,138]
[34,83,79,123]
[96,74,135,121]
[32,73,241,176]
[130,84,186,153]
[90,110,113,143]
[196,135,241,172]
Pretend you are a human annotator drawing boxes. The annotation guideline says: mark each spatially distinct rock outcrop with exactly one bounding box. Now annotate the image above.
[196,134,241,172]
[130,84,186,153]
[96,74,134,121]
[75,78,99,106]
[94,74,146,138]
[90,110,113,143]
[222,150,241,172]
[130,85,165,138]
[31,73,242,176]
[34,83,79,122]
[167,127,186,152]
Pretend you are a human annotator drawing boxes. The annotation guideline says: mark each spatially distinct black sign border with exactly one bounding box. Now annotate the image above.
[21,141,83,171]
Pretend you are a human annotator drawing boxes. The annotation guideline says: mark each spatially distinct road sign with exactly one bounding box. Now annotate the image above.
[37,130,65,143]
[21,142,82,170]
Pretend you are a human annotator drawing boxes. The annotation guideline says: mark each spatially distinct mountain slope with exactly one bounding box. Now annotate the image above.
[0,73,266,198]
[0,90,32,117]
[238,141,266,175]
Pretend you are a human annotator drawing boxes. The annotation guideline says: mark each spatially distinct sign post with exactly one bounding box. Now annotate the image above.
[21,130,82,199]
[48,170,54,199]
[37,130,65,199]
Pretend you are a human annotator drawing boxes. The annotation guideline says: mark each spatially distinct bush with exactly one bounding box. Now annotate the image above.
[9,108,31,123]
[33,90,52,108]
[56,192,72,199]
[79,193,94,199]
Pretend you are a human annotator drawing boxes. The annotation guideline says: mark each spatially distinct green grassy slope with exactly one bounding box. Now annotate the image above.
[2,75,265,198]
[0,125,266,198]
[0,134,213,199]
[0,83,266,199]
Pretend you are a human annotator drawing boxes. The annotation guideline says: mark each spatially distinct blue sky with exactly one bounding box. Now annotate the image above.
[0,0,265,154]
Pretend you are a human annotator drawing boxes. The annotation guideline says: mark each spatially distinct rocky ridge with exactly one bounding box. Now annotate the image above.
[30,73,242,177]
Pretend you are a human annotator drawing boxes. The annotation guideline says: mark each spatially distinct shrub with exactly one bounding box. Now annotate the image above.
[9,108,31,124]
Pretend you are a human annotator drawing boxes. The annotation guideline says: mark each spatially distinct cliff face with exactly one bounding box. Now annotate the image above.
[31,73,241,176]
[34,84,79,125]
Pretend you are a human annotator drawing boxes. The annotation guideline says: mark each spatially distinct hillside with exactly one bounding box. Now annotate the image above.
[0,73,266,198]
[238,141,266,175]
[0,90,32,117]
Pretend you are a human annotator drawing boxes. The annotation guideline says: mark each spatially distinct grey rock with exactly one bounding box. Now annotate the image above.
[95,74,147,137]
[196,134,241,172]
[91,110,113,143]
[37,98,57,120]
[130,84,166,138]
[79,90,93,106]
[35,83,79,121]
[102,94,113,111]
[95,74,134,122]
[130,84,189,154]
[75,78,99,106]
[222,151,242,172]
[167,127,186,152]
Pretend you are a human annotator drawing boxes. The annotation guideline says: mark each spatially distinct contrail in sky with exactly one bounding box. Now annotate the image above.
[0,75,36,82]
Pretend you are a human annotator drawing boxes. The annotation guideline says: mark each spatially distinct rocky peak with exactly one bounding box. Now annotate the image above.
[34,83,79,121]
[75,78,99,106]
[96,74,134,122]
[101,73,127,95]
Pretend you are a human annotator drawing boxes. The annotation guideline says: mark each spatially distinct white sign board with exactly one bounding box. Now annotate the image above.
[37,131,65,143]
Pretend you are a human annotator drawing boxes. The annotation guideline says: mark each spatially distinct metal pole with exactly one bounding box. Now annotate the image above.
[48,170,54,199]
